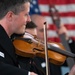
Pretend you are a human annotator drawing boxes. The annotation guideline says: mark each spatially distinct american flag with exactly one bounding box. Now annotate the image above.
[30,0,75,42]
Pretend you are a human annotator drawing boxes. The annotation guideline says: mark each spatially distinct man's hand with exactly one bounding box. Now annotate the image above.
[57,24,69,40]
[69,65,75,75]
[30,72,38,75]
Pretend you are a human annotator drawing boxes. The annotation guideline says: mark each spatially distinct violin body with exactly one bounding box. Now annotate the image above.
[48,42,66,65]
[13,37,66,65]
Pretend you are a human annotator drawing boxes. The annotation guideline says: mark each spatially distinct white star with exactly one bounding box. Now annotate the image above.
[32,0,37,5]
[35,8,39,13]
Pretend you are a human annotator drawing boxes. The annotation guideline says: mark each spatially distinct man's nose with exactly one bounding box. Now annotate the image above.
[27,15,31,22]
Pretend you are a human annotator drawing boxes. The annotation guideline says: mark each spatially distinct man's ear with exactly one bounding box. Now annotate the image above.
[6,11,14,21]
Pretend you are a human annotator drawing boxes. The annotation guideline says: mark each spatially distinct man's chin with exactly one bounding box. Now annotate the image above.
[15,32,25,35]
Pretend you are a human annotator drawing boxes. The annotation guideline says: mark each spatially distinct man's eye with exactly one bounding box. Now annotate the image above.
[25,14,29,17]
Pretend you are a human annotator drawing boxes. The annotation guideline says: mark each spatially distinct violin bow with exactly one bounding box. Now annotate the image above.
[44,22,50,75]
[49,5,75,70]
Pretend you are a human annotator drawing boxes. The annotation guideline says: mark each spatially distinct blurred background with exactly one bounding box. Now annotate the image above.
[29,0,75,75]
[30,0,75,42]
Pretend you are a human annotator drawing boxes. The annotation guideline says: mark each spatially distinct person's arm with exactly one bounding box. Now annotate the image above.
[57,24,69,40]
[57,24,75,53]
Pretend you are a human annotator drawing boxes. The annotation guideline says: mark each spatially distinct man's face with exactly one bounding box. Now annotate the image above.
[36,18,46,40]
[11,2,31,34]
[26,28,37,36]
[37,25,44,40]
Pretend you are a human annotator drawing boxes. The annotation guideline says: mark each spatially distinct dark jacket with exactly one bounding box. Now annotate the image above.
[68,39,75,54]
[0,25,28,75]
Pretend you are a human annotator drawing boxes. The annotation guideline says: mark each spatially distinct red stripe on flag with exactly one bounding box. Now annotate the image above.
[48,37,60,42]
[38,0,75,5]
[48,37,75,42]
[38,0,50,4]
[48,24,75,30]
[41,12,75,17]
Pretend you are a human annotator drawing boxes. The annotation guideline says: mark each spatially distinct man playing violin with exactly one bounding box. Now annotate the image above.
[0,0,37,75]
[11,21,45,75]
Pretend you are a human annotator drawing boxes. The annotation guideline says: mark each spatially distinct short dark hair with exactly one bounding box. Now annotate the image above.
[0,0,31,19]
[26,21,37,29]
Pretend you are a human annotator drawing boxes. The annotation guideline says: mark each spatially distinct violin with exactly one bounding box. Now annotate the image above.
[13,34,66,65]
